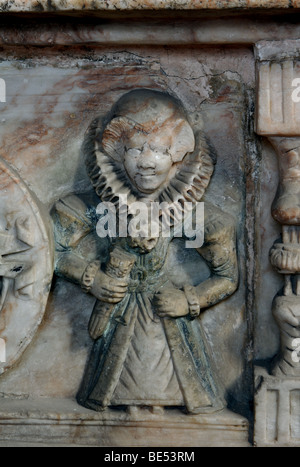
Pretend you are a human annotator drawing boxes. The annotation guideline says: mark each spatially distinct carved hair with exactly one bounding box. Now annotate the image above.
[102,117,146,162]
[101,89,195,163]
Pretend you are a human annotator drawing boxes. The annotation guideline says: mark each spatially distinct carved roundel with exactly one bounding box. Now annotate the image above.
[0,158,54,375]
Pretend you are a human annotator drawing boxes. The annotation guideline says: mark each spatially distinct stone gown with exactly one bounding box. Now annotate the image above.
[53,194,236,414]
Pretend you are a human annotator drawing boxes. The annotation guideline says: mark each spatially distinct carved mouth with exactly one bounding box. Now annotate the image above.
[137,173,156,178]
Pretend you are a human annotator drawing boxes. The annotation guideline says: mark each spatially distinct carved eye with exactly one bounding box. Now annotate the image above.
[153,147,170,156]
[125,147,141,157]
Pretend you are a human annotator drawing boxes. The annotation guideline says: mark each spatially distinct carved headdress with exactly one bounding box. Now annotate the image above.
[85,89,215,227]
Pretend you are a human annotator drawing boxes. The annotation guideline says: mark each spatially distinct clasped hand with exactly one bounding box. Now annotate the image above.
[91,272,189,319]
[153,288,189,318]
[91,269,129,304]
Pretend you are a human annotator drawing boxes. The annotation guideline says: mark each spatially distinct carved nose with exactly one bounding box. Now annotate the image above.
[138,148,156,170]
[138,159,155,170]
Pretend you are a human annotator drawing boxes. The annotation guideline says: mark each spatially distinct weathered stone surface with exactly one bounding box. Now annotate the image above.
[2,19,300,46]
[0,398,250,447]
[0,0,299,12]
[255,367,300,447]
[255,39,300,62]
[0,5,296,447]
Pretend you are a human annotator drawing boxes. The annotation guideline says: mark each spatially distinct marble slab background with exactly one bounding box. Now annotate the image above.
[0,42,278,420]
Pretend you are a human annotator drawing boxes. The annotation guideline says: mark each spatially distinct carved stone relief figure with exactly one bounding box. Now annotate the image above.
[53,89,239,414]
[0,157,53,375]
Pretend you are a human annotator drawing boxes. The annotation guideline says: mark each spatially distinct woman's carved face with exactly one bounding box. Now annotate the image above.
[123,131,174,194]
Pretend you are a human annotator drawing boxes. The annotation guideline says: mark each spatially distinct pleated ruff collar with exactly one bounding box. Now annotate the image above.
[85,118,214,230]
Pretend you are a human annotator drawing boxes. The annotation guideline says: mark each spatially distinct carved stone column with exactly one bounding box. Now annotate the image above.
[255,40,300,447]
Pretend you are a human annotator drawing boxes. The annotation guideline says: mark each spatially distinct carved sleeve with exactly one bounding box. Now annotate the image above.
[195,202,239,310]
[51,194,108,286]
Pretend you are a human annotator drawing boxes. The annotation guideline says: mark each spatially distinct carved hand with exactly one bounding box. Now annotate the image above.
[91,269,128,304]
[154,288,189,318]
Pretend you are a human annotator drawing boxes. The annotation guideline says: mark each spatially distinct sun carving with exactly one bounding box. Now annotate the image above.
[0,216,35,312]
